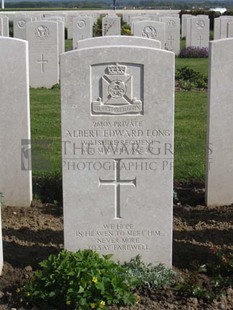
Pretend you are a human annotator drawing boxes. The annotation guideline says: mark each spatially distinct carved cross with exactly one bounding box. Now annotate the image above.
[99,159,136,219]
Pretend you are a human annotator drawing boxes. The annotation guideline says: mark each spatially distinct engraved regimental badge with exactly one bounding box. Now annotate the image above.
[18,19,26,28]
[35,25,49,39]
[91,63,143,115]
[142,26,157,39]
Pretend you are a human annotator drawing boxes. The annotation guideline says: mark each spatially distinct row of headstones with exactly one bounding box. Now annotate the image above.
[2,12,233,61]
[1,35,233,273]
[8,12,182,53]
[0,12,212,54]
[1,13,209,89]
[2,11,233,42]
[1,15,181,88]
[182,14,210,48]
[213,15,233,39]
[182,14,233,44]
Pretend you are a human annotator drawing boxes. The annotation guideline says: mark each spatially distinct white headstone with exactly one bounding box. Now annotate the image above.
[181,14,192,38]
[73,16,93,49]
[0,193,3,275]
[67,14,78,39]
[61,39,174,266]
[0,37,32,207]
[133,20,166,49]
[14,16,32,40]
[0,18,3,36]
[57,20,65,55]
[2,16,9,37]
[77,35,161,49]
[26,21,59,88]
[227,21,233,38]
[220,16,233,39]
[214,17,221,40]
[130,16,158,35]
[206,38,233,205]
[43,14,65,23]
[102,14,121,36]
[160,16,180,55]
[42,16,65,54]
[186,16,209,48]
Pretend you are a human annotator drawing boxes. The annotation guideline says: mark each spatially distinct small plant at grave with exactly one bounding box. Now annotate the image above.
[51,83,60,90]
[121,23,131,35]
[93,17,102,37]
[33,172,62,204]
[179,46,209,58]
[176,66,208,90]
[175,264,214,300]
[124,255,176,290]
[175,249,233,300]
[18,250,137,310]
[207,248,233,290]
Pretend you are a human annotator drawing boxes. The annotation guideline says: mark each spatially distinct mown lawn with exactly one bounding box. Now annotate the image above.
[30,41,208,182]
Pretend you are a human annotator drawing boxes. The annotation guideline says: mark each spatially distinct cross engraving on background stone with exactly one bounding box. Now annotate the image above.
[168,36,174,47]
[198,36,203,46]
[37,54,48,73]
[99,159,136,219]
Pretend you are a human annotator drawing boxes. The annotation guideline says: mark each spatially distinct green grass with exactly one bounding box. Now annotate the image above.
[65,39,73,52]
[30,87,61,176]
[175,90,207,180]
[30,50,209,184]
[177,38,209,76]
[176,57,208,76]
[30,89,208,181]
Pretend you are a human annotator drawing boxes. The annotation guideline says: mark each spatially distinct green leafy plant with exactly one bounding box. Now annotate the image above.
[33,172,62,204]
[121,23,131,35]
[124,255,176,289]
[208,248,233,289]
[176,66,208,90]
[175,249,233,300]
[178,80,195,91]
[93,17,102,37]
[18,250,137,310]
[175,264,214,299]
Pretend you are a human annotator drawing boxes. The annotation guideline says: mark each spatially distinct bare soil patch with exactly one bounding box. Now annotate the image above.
[0,182,232,309]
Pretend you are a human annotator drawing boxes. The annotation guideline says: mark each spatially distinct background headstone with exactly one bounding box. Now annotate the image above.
[2,16,9,37]
[160,16,180,55]
[77,35,161,49]
[42,16,65,54]
[0,18,3,36]
[133,20,166,48]
[67,14,77,39]
[73,16,93,49]
[57,20,65,55]
[61,39,174,266]
[206,38,233,205]
[186,16,209,48]
[227,21,233,37]
[181,14,192,38]
[14,16,31,40]
[102,14,121,36]
[213,16,233,40]
[0,193,3,275]
[0,37,32,207]
[26,21,59,88]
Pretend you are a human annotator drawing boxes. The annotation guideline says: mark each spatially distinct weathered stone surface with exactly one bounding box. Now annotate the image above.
[0,38,32,207]
[26,21,59,88]
[61,40,174,266]
[77,35,161,49]
[206,38,233,206]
